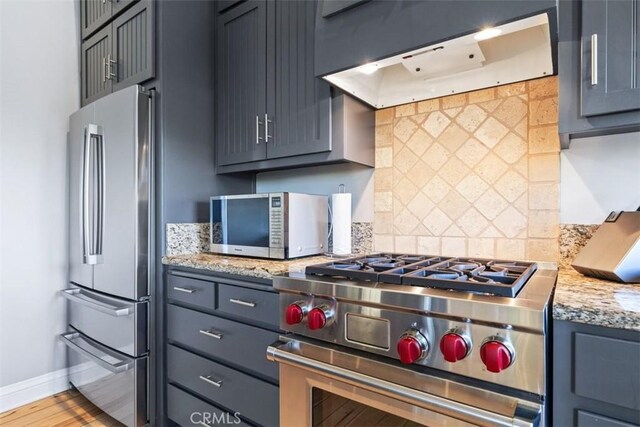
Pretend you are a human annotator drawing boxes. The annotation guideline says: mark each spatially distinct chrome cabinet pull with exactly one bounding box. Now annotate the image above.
[256,115,264,145]
[199,329,224,340]
[264,113,272,143]
[102,57,107,83]
[107,53,116,80]
[229,298,256,308]
[61,288,132,317]
[173,286,196,294]
[199,374,223,388]
[591,34,598,86]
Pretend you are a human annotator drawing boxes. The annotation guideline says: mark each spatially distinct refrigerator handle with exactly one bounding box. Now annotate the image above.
[83,124,104,265]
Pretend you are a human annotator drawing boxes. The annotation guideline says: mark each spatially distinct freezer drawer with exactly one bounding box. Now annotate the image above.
[63,285,147,358]
[60,331,147,427]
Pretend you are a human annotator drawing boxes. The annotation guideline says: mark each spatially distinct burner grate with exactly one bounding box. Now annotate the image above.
[305,254,537,297]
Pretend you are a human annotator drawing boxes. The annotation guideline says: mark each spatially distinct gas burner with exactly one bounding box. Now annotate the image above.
[306,254,538,297]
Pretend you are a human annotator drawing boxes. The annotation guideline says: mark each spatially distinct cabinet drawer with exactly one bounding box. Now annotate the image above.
[217,283,279,328]
[167,304,279,381]
[168,345,279,427]
[575,333,640,411]
[167,384,251,427]
[167,275,216,311]
[577,411,637,427]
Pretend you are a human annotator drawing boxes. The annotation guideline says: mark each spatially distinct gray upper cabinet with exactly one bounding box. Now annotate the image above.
[268,0,331,160]
[215,0,373,173]
[81,0,139,40]
[80,0,155,106]
[581,0,640,117]
[558,0,640,147]
[112,1,155,92]
[81,26,113,106]
[215,0,268,166]
[81,0,112,41]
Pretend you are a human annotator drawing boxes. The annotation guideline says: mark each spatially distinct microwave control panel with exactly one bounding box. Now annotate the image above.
[270,195,284,248]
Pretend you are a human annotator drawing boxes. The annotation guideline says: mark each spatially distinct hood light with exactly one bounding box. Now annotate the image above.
[358,63,379,75]
[474,27,502,41]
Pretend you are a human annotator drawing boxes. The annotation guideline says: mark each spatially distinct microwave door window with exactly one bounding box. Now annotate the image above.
[211,198,270,247]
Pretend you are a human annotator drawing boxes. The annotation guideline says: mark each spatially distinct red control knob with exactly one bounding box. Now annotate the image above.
[439,333,470,363]
[307,308,327,330]
[480,340,514,373]
[397,331,429,365]
[285,303,304,325]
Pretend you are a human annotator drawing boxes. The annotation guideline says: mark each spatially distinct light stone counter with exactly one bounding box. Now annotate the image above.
[553,267,640,331]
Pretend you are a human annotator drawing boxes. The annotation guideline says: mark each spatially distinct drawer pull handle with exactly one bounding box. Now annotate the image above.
[199,329,224,340]
[229,298,256,308]
[173,286,196,294]
[199,374,223,388]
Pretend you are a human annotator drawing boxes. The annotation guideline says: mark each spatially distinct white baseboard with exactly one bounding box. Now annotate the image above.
[0,368,71,413]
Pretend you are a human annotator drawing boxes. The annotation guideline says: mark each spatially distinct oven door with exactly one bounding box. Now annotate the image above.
[210,194,272,258]
[267,338,544,427]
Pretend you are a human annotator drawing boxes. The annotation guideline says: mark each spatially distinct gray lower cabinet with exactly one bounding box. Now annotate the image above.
[558,0,640,147]
[553,320,640,426]
[81,1,154,106]
[215,0,373,173]
[165,269,280,427]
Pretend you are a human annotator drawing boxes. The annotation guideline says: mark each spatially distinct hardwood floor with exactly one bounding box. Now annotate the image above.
[0,389,122,427]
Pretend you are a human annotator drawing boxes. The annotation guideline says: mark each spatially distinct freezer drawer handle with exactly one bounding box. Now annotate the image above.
[199,374,223,388]
[59,332,133,374]
[229,298,256,308]
[173,286,196,294]
[199,329,224,340]
[61,288,132,317]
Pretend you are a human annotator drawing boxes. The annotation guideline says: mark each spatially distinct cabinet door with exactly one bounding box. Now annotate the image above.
[112,0,155,92]
[267,0,331,160]
[216,1,268,166]
[582,0,640,116]
[81,26,113,106]
[81,0,112,40]
[112,0,139,15]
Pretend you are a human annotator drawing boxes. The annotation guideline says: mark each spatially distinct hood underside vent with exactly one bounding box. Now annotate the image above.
[323,13,553,109]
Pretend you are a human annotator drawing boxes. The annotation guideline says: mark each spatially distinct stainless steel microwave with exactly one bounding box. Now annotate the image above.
[210,193,328,259]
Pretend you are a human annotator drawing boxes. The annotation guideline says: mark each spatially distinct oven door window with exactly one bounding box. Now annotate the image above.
[312,388,426,427]
[211,197,270,247]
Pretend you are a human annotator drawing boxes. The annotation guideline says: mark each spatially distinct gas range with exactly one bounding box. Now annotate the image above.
[273,253,557,397]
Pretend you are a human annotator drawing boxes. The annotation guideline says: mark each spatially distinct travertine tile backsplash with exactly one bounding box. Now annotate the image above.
[374,76,560,261]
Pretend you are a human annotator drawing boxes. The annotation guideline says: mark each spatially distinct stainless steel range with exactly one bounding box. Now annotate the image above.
[267,254,557,427]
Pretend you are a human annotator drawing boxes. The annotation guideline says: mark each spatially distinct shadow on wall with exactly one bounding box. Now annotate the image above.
[255,163,375,223]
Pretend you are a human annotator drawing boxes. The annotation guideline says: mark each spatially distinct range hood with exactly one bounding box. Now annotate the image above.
[323,13,553,109]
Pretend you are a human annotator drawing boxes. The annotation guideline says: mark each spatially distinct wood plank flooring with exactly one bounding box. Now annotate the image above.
[0,389,121,427]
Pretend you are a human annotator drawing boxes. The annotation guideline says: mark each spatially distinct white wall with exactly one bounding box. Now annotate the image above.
[561,132,640,224]
[256,163,374,222]
[0,0,79,406]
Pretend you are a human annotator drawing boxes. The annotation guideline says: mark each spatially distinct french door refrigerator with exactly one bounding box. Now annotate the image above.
[60,85,152,427]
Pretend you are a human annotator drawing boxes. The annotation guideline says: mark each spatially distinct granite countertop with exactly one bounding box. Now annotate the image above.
[162,253,333,280]
[553,267,640,331]
[163,252,640,332]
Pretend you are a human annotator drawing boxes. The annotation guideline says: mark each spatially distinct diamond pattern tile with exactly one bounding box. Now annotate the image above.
[422,111,451,138]
[373,77,560,259]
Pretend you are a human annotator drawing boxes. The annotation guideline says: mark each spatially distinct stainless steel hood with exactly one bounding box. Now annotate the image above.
[323,13,553,109]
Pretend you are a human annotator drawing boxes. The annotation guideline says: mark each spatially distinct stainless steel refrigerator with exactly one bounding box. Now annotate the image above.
[60,85,151,427]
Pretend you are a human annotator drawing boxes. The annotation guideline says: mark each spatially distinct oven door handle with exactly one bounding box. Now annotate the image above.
[267,341,541,427]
